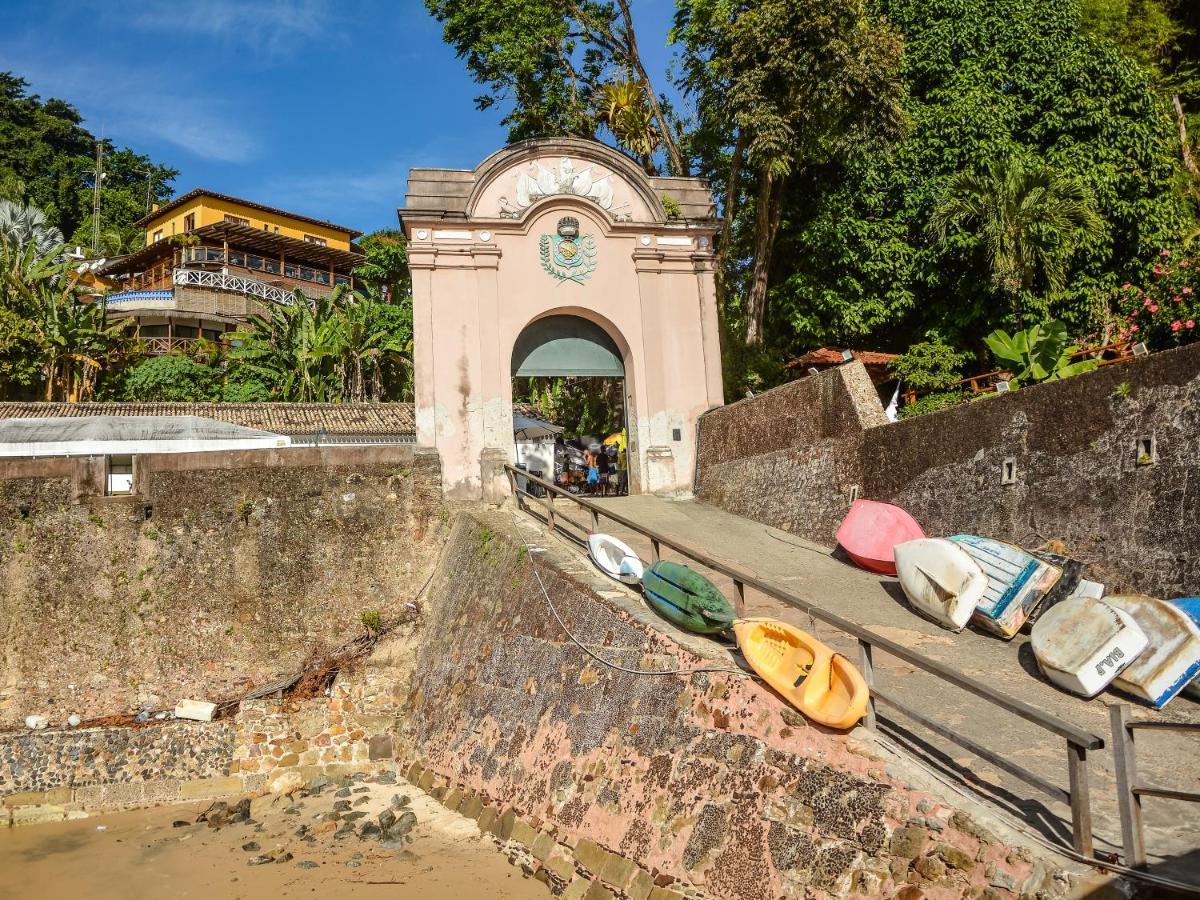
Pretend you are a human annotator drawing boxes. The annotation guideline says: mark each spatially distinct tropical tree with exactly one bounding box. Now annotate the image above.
[595,79,660,171]
[228,287,413,403]
[353,230,411,302]
[929,159,1105,323]
[674,0,907,346]
[424,0,687,173]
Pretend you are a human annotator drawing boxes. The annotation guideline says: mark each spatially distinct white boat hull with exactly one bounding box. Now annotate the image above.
[587,533,644,585]
[894,538,987,632]
[1030,597,1148,697]
[1106,595,1200,709]
[948,535,1061,639]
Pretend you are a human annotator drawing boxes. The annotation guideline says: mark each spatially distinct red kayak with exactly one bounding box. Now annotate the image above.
[835,499,925,575]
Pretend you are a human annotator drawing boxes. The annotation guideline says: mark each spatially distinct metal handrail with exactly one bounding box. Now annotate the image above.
[1110,703,1200,868]
[505,463,1105,855]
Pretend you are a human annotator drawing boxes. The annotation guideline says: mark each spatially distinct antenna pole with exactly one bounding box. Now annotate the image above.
[90,140,103,256]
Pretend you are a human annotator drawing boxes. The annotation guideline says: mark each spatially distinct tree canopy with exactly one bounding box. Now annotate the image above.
[0,73,177,255]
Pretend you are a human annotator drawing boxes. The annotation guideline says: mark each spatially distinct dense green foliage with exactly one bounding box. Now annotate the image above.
[0,200,137,400]
[514,376,625,439]
[229,287,413,403]
[0,73,176,255]
[984,320,1099,385]
[749,0,1190,369]
[119,354,222,402]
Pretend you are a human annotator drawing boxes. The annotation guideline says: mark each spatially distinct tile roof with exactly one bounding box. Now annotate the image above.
[0,403,415,437]
[136,188,362,237]
[785,348,899,369]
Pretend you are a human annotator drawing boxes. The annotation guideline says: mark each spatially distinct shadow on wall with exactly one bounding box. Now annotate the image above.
[695,343,1200,598]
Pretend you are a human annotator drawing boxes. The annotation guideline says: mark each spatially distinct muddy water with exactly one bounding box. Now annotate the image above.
[0,786,546,900]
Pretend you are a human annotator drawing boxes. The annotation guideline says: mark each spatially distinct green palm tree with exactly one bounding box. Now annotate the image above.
[929,158,1104,316]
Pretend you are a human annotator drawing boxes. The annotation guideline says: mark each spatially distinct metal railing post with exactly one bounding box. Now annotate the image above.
[546,491,556,532]
[590,509,599,532]
[651,538,661,563]
[857,640,876,730]
[732,579,746,616]
[1066,741,1094,858]
[1109,703,1146,868]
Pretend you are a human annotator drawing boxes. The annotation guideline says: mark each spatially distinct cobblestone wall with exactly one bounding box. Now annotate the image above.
[696,343,1200,597]
[390,513,1074,899]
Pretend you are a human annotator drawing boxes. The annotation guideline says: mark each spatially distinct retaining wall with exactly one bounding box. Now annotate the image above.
[389,512,1076,899]
[695,343,1200,597]
[0,444,445,727]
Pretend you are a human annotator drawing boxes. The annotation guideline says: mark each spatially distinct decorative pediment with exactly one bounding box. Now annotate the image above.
[497,157,633,222]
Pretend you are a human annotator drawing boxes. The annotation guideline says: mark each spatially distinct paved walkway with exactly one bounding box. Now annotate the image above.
[568,495,1200,879]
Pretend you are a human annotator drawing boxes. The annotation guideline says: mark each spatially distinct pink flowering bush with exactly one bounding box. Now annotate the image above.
[1118,249,1200,349]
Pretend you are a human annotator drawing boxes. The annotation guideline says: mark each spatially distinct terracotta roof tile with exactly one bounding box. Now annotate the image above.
[0,403,415,438]
[785,347,899,369]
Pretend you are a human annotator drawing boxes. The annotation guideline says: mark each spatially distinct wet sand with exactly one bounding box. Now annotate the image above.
[0,782,547,900]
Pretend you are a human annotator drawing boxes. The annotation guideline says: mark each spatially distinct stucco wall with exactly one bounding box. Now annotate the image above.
[695,343,1200,597]
[0,445,445,728]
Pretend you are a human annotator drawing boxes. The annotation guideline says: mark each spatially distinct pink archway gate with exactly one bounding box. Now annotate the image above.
[401,138,723,500]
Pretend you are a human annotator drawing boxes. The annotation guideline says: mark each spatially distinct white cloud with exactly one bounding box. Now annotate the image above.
[124,0,338,55]
[3,52,260,164]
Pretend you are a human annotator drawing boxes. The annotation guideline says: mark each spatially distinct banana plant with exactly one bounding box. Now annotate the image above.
[984,320,1098,388]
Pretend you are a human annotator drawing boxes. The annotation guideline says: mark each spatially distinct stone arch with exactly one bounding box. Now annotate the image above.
[506,307,643,494]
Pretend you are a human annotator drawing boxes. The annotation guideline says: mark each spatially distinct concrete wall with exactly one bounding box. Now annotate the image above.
[695,343,1200,597]
[0,445,445,728]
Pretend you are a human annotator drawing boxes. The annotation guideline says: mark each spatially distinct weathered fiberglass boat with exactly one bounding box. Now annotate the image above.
[893,538,988,631]
[1030,596,1148,697]
[947,535,1061,639]
[1167,598,1200,700]
[587,533,644,585]
[733,618,869,730]
[835,499,926,575]
[1105,595,1200,709]
[641,561,736,635]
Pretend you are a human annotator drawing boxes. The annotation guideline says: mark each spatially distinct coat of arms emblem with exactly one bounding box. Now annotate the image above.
[540,216,597,285]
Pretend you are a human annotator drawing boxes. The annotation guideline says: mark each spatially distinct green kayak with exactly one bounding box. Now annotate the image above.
[642,561,736,635]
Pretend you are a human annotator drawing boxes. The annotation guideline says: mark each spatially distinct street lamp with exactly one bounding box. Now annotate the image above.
[84,140,107,257]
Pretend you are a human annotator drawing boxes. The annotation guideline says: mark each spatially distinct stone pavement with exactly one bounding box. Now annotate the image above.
[579,494,1200,882]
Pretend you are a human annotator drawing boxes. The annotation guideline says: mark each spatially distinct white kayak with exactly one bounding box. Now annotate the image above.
[948,535,1061,639]
[587,533,644,585]
[1030,596,1148,697]
[1105,595,1200,709]
[894,538,988,631]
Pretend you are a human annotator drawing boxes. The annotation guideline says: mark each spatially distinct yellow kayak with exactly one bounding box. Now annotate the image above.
[734,619,869,730]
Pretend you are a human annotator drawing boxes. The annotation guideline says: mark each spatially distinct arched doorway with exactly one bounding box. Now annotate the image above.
[511,314,632,496]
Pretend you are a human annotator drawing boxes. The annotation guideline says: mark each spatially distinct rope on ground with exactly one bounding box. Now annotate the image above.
[511,509,757,680]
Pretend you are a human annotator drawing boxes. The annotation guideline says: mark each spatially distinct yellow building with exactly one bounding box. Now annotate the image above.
[96,189,364,353]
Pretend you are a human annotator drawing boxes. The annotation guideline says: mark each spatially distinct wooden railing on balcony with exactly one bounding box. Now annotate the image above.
[173,268,297,306]
[141,336,201,354]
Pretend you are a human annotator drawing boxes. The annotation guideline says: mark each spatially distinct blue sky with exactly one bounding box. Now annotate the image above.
[1,0,680,235]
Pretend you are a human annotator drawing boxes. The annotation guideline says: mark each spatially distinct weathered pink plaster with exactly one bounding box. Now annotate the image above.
[402,140,724,499]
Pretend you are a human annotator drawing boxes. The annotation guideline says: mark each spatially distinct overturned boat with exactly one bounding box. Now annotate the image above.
[1030,596,1147,697]
[1105,595,1200,709]
[587,533,644,585]
[835,499,925,575]
[894,538,988,631]
[642,561,736,635]
[948,535,1061,639]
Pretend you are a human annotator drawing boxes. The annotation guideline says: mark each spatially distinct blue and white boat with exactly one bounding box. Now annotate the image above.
[947,535,1061,639]
[1106,595,1200,709]
[1167,598,1200,701]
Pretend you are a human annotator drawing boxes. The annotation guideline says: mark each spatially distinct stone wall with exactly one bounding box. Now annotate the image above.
[389,512,1074,899]
[0,445,445,727]
[695,343,1200,597]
